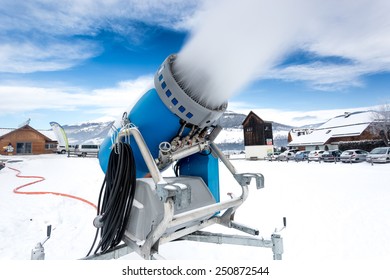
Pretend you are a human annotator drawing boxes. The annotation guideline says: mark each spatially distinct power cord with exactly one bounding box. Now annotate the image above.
[86,142,136,256]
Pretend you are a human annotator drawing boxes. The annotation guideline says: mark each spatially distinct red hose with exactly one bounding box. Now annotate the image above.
[8,166,97,210]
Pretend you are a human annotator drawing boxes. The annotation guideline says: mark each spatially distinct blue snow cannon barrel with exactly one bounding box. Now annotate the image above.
[98,54,227,201]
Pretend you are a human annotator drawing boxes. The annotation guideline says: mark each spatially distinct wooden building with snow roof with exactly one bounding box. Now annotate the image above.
[242,111,274,159]
[0,125,57,155]
[288,111,382,151]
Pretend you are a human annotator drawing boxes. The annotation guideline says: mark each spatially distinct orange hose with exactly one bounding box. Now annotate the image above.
[8,166,97,210]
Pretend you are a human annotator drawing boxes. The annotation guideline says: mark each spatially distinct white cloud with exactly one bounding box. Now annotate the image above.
[0,0,200,73]
[0,75,153,120]
[266,62,367,91]
[1,0,199,35]
[265,0,390,90]
[0,39,101,73]
[1,0,390,94]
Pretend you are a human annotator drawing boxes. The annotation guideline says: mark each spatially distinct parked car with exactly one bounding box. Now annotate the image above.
[321,150,342,162]
[74,144,100,157]
[264,152,281,161]
[366,147,390,163]
[278,150,296,161]
[294,151,310,161]
[340,149,368,163]
[308,150,325,161]
[56,144,77,154]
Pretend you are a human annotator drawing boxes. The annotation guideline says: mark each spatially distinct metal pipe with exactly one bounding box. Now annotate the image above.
[160,217,218,245]
[181,231,274,248]
[210,142,237,174]
[150,198,175,246]
[169,187,247,228]
[81,244,134,260]
[169,143,252,229]
[123,198,175,260]
[170,143,208,161]
[117,127,165,184]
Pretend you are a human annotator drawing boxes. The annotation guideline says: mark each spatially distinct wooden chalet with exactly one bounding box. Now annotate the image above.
[242,111,274,159]
[0,125,57,155]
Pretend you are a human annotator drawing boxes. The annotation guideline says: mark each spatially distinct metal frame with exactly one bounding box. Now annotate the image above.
[83,127,284,260]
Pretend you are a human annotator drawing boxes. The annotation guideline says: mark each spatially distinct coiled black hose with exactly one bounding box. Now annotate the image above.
[87,142,136,256]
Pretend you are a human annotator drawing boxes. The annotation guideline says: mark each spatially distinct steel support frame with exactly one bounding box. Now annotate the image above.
[83,127,283,260]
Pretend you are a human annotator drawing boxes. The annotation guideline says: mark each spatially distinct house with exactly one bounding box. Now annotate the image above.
[0,125,57,155]
[288,111,382,151]
[288,128,314,143]
[242,111,274,159]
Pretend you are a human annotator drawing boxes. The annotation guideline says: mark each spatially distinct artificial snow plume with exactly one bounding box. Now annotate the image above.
[175,0,390,108]
[174,0,301,109]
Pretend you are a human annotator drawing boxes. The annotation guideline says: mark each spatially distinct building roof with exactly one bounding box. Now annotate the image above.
[0,125,57,141]
[0,128,14,137]
[38,130,57,141]
[288,111,375,146]
[242,111,271,127]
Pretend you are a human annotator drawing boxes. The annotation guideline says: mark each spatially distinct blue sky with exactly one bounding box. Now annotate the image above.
[0,0,389,129]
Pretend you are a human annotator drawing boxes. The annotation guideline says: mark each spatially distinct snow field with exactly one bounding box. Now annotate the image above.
[0,154,389,262]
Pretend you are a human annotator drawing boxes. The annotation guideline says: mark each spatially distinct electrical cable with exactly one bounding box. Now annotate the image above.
[86,141,136,256]
[173,159,182,177]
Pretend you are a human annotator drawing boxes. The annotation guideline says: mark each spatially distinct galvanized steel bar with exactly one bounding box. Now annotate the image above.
[117,127,165,184]
[210,142,237,175]
[169,194,245,228]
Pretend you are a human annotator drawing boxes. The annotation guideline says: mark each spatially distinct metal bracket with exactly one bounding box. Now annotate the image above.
[157,183,191,210]
[31,225,52,260]
[271,234,284,260]
[230,221,259,236]
[234,173,264,189]
[180,230,284,260]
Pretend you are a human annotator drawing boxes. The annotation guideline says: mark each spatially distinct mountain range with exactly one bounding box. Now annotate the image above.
[62,111,323,151]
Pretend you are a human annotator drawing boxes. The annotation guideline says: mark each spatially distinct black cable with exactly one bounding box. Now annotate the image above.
[173,159,181,177]
[86,142,136,256]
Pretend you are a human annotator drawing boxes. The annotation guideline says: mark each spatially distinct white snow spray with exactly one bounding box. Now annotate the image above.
[173,0,305,109]
[174,0,390,109]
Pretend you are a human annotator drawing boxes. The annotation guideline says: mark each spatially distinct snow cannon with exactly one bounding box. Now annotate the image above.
[98,54,227,201]
[87,54,284,260]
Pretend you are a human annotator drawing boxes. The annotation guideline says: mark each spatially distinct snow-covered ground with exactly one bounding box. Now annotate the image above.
[215,128,243,144]
[0,154,389,277]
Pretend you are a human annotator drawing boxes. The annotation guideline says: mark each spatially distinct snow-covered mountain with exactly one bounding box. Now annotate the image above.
[62,112,321,150]
[62,122,113,144]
